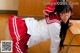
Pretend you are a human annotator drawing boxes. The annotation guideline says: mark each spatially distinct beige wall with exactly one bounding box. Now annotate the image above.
[0,0,18,10]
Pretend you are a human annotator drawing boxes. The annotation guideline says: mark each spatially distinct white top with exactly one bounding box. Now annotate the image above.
[24,18,61,53]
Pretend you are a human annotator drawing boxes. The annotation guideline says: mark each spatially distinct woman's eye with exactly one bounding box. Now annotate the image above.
[61,13,63,14]
[61,12,64,14]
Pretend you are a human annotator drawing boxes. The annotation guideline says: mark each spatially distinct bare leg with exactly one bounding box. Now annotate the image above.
[3,22,12,53]
[0,22,12,53]
[4,22,12,40]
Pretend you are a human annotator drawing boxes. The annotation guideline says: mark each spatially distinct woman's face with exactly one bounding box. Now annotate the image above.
[60,11,72,23]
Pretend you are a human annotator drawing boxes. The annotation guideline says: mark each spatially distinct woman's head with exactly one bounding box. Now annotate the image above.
[54,2,73,23]
[53,1,73,50]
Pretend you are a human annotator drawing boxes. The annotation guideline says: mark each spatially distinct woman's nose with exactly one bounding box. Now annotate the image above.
[65,13,69,16]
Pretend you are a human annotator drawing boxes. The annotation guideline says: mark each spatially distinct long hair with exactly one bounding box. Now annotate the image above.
[49,1,72,50]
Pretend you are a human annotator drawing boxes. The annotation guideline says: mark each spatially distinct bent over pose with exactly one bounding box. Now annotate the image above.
[8,0,73,53]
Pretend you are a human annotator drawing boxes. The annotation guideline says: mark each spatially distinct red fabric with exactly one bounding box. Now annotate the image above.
[51,0,57,2]
[70,4,74,9]
[8,15,30,53]
[49,13,60,21]
[45,13,61,24]
[44,0,73,17]
[44,0,57,17]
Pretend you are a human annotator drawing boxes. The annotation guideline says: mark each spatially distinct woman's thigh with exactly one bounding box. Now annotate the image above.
[5,22,12,40]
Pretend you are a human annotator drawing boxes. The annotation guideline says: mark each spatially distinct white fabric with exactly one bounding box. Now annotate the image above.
[48,22,61,53]
[24,18,61,53]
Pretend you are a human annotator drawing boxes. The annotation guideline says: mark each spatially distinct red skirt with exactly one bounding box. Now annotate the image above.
[8,15,30,53]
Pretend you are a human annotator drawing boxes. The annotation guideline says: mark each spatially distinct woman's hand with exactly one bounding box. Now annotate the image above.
[68,21,73,27]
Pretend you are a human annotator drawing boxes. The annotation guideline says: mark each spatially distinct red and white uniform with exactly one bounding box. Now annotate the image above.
[25,14,61,53]
[8,0,61,53]
[8,13,61,53]
[42,0,61,53]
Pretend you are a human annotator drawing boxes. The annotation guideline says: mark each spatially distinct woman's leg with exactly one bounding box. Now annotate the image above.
[0,20,12,53]
[5,21,12,40]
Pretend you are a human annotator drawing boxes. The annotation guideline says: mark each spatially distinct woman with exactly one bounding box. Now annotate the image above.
[8,1,73,53]
[44,0,73,51]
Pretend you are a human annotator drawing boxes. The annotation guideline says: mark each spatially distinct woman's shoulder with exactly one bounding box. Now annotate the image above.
[45,13,61,24]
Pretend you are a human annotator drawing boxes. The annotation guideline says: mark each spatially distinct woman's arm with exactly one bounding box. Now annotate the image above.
[48,23,61,53]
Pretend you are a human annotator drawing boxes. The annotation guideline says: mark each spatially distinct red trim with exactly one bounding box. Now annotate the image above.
[45,13,61,24]
[8,15,30,53]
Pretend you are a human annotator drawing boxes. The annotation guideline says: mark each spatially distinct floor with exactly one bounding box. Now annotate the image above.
[0,14,80,53]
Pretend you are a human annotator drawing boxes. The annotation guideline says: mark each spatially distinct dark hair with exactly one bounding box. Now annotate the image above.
[54,2,72,15]
[49,1,72,50]
[57,0,66,2]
